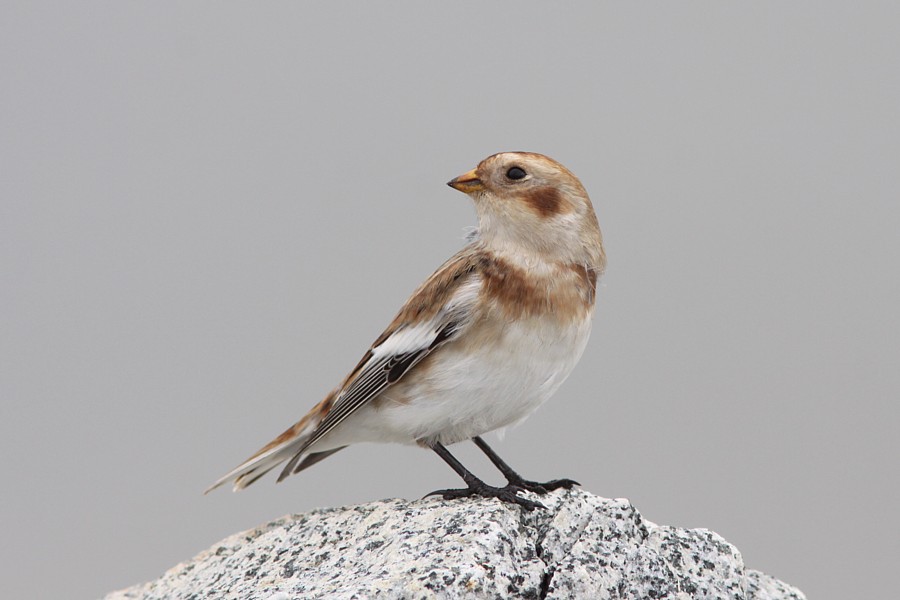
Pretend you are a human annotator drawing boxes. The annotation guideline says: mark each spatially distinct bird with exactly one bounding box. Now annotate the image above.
[205,151,606,510]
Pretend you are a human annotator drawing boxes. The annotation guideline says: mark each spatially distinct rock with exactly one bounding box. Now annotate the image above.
[104,488,805,600]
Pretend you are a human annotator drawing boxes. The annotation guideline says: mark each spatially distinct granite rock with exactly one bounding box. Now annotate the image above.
[104,488,805,600]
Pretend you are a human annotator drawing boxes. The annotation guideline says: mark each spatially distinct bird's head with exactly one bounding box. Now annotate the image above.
[448,151,605,269]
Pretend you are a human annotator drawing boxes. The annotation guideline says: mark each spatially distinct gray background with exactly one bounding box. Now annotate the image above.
[2,2,897,599]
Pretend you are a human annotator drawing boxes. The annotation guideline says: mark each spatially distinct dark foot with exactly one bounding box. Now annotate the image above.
[508,477,580,495]
[425,481,545,511]
[469,437,579,496]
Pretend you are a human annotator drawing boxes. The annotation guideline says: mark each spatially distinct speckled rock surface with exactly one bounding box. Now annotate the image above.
[104,489,805,600]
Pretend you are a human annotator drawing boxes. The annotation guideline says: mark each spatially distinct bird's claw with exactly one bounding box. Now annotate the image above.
[425,484,545,511]
[507,477,580,495]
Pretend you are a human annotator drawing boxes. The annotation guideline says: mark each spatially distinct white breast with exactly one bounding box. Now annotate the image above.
[334,313,593,447]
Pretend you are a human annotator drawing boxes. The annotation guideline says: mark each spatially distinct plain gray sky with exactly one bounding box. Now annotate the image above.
[2,2,898,599]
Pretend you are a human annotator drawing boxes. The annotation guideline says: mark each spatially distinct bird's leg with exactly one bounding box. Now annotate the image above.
[426,442,544,511]
[472,436,579,495]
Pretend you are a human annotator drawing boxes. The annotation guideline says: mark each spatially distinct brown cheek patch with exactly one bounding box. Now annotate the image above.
[521,187,566,218]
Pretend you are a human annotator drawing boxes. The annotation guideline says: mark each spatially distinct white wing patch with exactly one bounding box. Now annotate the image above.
[277,274,482,479]
[370,277,481,360]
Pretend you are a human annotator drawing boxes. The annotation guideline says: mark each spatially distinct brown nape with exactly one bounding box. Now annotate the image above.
[520,186,567,218]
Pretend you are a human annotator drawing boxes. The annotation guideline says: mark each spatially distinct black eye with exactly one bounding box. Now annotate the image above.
[506,166,527,180]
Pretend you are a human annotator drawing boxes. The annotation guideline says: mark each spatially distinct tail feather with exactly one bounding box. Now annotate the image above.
[205,395,341,494]
[207,444,346,493]
[204,437,305,494]
[277,446,347,483]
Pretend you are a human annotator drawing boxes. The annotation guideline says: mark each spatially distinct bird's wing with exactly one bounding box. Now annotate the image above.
[277,250,483,479]
[286,318,460,463]
[205,247,484,492]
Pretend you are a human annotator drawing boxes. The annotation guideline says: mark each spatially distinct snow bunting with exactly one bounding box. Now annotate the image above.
[206,152,606,510]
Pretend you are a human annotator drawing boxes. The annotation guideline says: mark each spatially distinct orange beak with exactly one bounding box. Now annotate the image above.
[447,168,485,193]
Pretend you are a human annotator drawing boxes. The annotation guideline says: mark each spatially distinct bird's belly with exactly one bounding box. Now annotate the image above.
[345,315,593,446]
